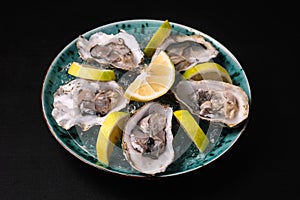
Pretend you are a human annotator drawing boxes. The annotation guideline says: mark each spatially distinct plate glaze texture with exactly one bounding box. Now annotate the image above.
[41,19,251,178]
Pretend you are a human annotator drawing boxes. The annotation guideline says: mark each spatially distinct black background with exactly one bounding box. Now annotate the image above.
[1,2,298,200]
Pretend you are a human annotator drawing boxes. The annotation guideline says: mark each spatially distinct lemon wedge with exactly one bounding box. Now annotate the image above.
[173,110,209,153]
[143,19,172,57]
[68,61,115,81]
[182,62,232,84]
[124,51,175,102]
[96,111,129,165]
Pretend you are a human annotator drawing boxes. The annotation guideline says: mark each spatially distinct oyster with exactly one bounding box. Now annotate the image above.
[51,78,129,131]
[174,79,249,127]
[122,102,174,175]
[77,29,144,70]
[152,35,218,71]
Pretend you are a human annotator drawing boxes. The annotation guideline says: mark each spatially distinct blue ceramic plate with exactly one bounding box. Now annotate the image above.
[41,19,251,178]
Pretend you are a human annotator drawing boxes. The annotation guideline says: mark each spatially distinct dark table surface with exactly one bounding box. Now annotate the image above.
[1,2,298,200]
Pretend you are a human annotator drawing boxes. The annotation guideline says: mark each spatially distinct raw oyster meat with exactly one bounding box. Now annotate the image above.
[122,102,174,175]
[152,35,218,71]
[77,29,144,70]
[174,79,249,127]
[52,78,129,131]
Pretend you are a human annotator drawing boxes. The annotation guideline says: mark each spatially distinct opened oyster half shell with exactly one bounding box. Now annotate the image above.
[51,78,129,131]
[174,79,249,127]
[152,35,218,71]
[122,102,174,175]
[77,29,144,70]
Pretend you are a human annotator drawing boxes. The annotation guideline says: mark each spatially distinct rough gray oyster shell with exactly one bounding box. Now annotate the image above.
[174,79,249,127]
[122,102,174,175]
[51,78,129,131]
[152,35,218,71]
[77,29,144,70]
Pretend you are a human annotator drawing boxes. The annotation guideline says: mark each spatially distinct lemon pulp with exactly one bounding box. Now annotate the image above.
[124,51,175,102]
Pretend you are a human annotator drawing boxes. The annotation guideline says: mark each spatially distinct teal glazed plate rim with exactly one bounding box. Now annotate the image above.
[41,19,251,178]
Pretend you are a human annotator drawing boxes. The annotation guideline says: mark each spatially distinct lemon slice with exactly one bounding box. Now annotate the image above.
[68,61,115,81]
[182,62,232,84]
[173,110,209,153]
[124,51,175,102]
[96,111,129,165]
[143,19,172,57]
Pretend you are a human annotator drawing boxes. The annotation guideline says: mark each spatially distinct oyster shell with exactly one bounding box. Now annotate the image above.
[152,35,218,71]
[173,79,249,127]
[77,29,144,70]
[122,102,174,175]
[51,78,129,131]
